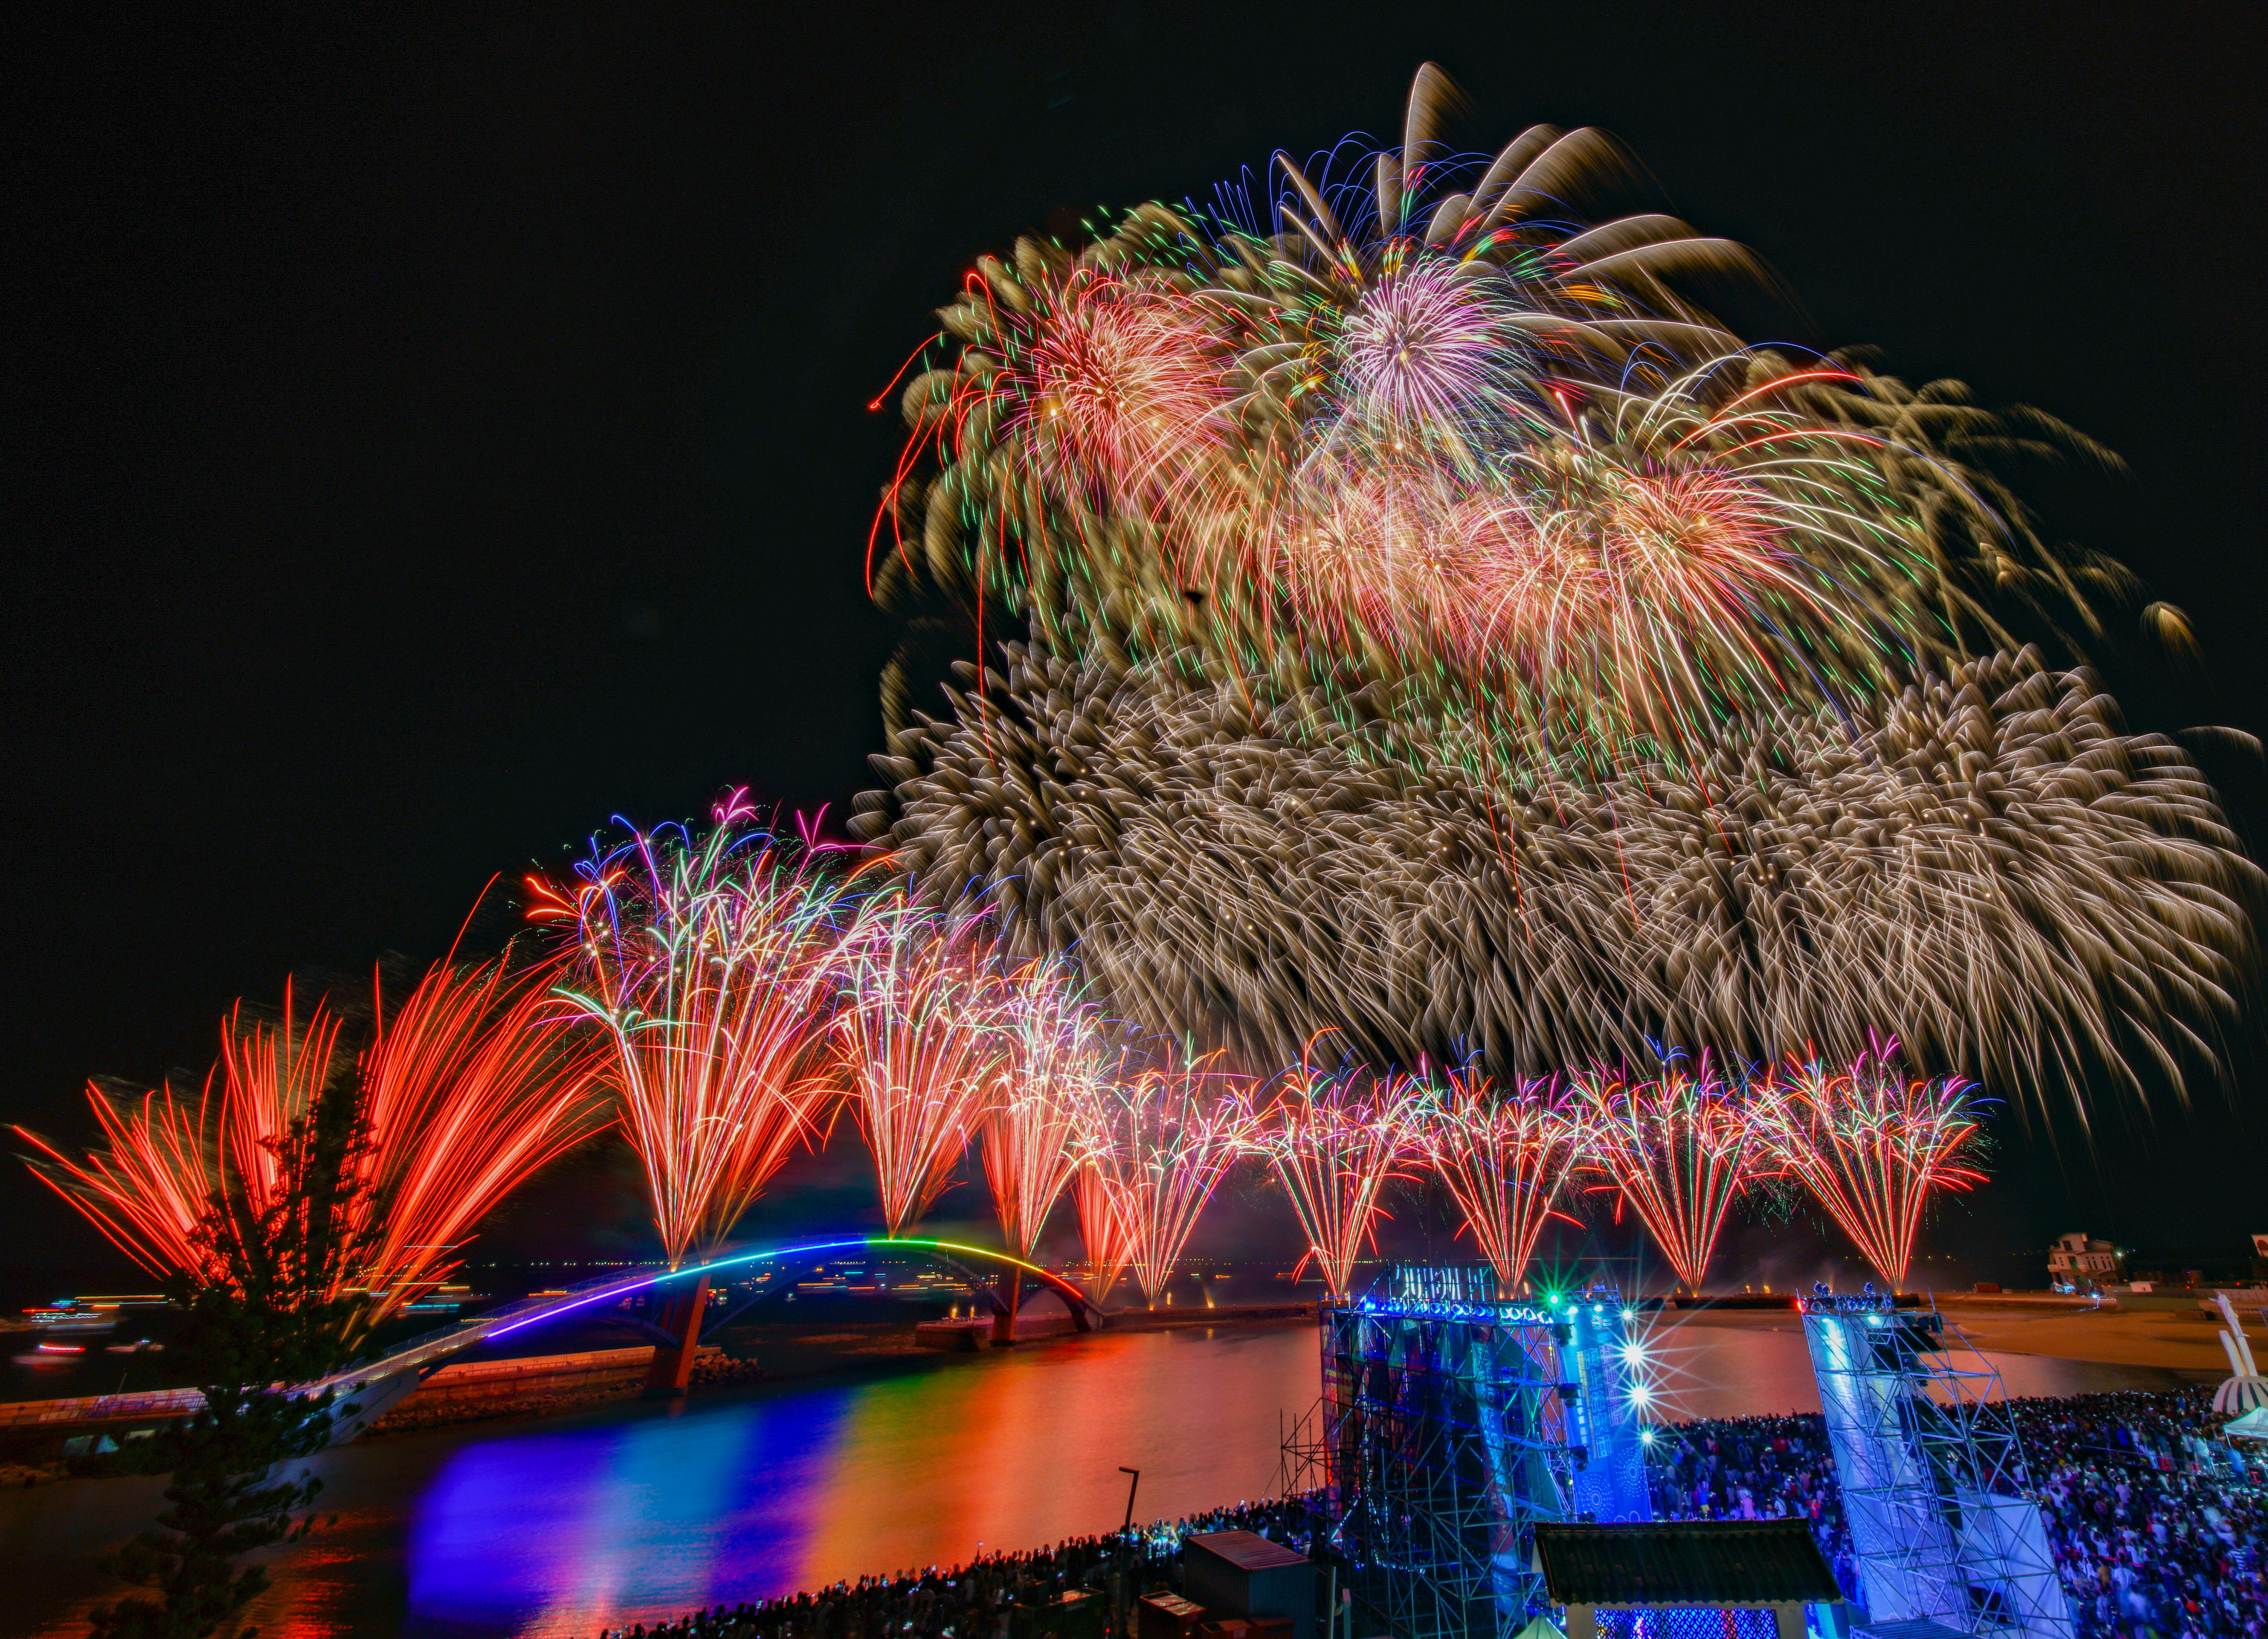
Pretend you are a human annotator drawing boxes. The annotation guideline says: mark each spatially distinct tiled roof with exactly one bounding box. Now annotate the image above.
[1186,1530,1310,1571]
[1532,1522,1841,1606]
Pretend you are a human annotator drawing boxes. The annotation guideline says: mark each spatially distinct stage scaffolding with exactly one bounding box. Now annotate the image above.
[1282,1268,1652,1639]
[1800,1293,2072,1639]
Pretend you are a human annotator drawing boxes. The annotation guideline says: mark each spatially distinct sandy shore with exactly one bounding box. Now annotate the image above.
[1674,1296,2261,1380]
[1930,1298,2262,1376]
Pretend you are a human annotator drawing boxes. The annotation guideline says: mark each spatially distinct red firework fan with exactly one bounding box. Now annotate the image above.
[1572,1051,1763,1293]
[1419,1068,1591,1298]
[1248,1065,1420,1295]
[838,907,1008,1237]
[1070,1163,1136,1305]
[1757,1042,1987,1289]
[1093,1050,1255,1307]
[18,952,608,1328]
[979,955,1103,1262]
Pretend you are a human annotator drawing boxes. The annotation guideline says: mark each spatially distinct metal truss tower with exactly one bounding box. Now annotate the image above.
[1800,1293,2072,1639]
[1283,1268,1653,1639]
[1561,1292,1652,1525]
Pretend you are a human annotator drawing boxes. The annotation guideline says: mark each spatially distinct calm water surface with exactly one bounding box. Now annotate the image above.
[0,1316,2185,1638]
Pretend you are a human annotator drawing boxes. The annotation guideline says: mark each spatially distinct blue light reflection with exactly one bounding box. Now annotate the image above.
[409,1385,853,1632]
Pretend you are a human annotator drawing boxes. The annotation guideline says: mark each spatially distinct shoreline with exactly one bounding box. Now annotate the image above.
[1658,1298,2251,1382]
[0,1305,1329,1476]
[5,1291,2247,1474]
[5,1316,2248,1637]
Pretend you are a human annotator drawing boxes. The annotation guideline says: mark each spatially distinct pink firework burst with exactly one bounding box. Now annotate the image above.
[1418,1068,1591,1298]
[1247,1064,1421,1295]
[1756,1042,1986,1290]
[1337,262,1516,438]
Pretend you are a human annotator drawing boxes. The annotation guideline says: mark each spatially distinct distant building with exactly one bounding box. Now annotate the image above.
[2121,1241,2260,1290]
[2047,1232,2121,1292]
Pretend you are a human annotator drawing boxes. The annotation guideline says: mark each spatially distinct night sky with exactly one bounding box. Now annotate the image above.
[6,4,2264,1278]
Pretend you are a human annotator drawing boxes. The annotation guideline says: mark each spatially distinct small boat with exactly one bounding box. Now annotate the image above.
[13,1343,83,1365]
[20,1299,119,1337]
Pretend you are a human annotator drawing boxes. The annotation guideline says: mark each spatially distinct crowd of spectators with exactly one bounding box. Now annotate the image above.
[2022,1390,2264,1639]
[1645,1390,2265,1639]
[593,1391,2263,1639]
[584,1499,1311,1639]
[1642,1413,1864,1596]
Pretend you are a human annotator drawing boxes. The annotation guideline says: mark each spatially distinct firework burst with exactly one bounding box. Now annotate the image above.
[979,953,1105,1260]
[352,948,613,1303]
[1092,1049,1255,1306]
[876,68,2138,773]
[1573,1051,1762,1293]
[837,906,1010,1237]
[857,66,2250,1109]
[1418,1068,1590,1297]
[1246,1064,1420,1295]
[539,792,870,1267]
[1756,1043,1987,1288]
[17,983,345,1280]
[861,634,2253,1106]
[1070,1161,1136,1304]
[19,952,607,1325]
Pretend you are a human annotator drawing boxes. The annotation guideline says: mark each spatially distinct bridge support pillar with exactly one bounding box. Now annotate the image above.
[991,1266,1023,1346]
[644,1274,710,1397]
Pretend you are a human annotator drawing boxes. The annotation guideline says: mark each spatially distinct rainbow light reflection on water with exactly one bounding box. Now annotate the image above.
[403,1323,1316,1637]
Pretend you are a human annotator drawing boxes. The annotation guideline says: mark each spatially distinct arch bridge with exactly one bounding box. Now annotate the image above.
[0,1238,1106,1452]
[328,1236,1103,1438]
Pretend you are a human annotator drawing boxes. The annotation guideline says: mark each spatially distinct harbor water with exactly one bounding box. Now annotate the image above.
[0,1312,2188,1637]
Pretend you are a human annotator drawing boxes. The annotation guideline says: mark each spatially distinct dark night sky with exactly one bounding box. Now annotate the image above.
[4,3,2264,1278]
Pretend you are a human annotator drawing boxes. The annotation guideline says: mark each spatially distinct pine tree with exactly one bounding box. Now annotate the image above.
[91,1075,377,1639]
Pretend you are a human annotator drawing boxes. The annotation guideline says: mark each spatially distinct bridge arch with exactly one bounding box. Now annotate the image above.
[682,1238,1103,1337]
[321,1236,1106,1442]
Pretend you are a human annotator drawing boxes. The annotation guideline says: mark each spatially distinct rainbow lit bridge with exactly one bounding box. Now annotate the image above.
[0,1238,1105,1451]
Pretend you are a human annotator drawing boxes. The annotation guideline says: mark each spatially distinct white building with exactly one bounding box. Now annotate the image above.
[2047,1232,2122,1291]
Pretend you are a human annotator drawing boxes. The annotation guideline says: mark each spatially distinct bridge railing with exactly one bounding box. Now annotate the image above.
[0,1265,681,1431]
[320,1263,674,1392]
[0,1385,207,1429]
[0,1238,1087,1434]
